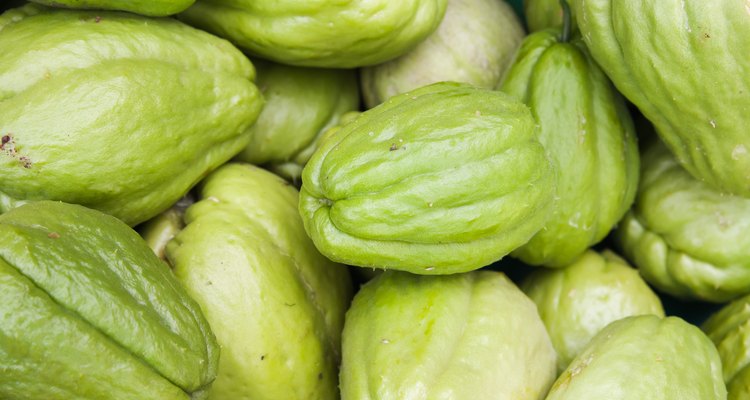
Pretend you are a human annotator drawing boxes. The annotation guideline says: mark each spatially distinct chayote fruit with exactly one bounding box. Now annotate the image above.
[524,0,576,32]
[28,0,194,16]
[234,60,360,182]
[299,82,556,274]
[572,0,750,197]
[179,0,448,68]
[521,250,664,372]
[546,315,727,400]
[0,201,219,400]
[501,27,639,267]
[616,139,750,303]
[702,294,750,400]
[360,0,524,108]
[340,270,557,400]
[165,163,353,400]
[0,4,263,226]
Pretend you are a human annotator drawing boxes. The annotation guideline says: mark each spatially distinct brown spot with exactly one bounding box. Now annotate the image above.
[95,16,102,23]
[48,232,60,239]
[260,354,266,361]
[389,143,399,151]
[19,156,32,169]
[703,32,710,39]
[1,135,9,147]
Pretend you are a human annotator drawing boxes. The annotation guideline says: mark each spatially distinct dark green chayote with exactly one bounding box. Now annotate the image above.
[0,201,219,399]
[524,0,576,32]
[299,82,556,274]
[28,0,194,16]
[702,294,750,400]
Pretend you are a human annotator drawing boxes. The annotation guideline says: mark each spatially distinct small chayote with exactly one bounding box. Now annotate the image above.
[0,201,219,400]
[179,0,448,68]
[521,250,664,372]
[573,0,750,197]
[616,139,750,303]
[360,0,524,108]
[234,60,360,182]
[299,82,556,274]
[165,163,353,400]
[546,315,727,400]
[501,27,639,267]
[340,270,557,400]
[702,294,750,400]
[28,0,194,16]
[524,0,576,32]
[0,4,263,226]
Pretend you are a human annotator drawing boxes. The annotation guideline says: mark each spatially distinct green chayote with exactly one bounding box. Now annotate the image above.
[524,0,576,32]
[501,27,639,267]
[28,0,194,16]
[521,250,664,372]
[234,60,360,182]
[0,201,219,400]
[573,0,750,197]
[179,0,448,68]
[702,294,750,400]
[616,140,750,303]
[299,82,556,274]
[0,4,263,226]
[165,163,353,400]
[360,0,524,108]
[546,315,726,400]
[340,270,557,400]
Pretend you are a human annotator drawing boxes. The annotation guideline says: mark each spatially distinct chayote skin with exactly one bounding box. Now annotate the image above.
[28,0,194,16]
[360,0,524,108]
[299,82,556,274]
[165,163,353,400]
[546,315,727,400]
[234,60,360,182]
[524,0,576,32]
[0,4,263,226]
[521,250,664,372]
[573,0,750,197]
[616,139,750,303]
[179,0,447,68]
[0,201,219,400]
[501,28,639,267]
[702,294,750,400]
[340,270,557,400]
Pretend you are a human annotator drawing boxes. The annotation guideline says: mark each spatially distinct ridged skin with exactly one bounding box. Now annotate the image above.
[703,294,750,399]
[179,0,448,68]
[616,140,750,303]
[29,0,195,16]
[360,0,525,107]
[521,250,664,372]
[546,315,727,400]
[501,28,639,267]
[0,201,219,400]
[0,4,263,226]
[166,163,353,400]
[340,270,557,400]
[573,0,750,197]
[300,82,556,274]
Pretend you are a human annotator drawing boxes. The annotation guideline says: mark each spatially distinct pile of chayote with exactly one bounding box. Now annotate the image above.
[1,0,749,398]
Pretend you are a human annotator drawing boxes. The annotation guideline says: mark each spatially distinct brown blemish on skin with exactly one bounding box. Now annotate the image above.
[48,232,60,239]
[95,16,102,23]
[19,156,32,169]
[389,143,399,151]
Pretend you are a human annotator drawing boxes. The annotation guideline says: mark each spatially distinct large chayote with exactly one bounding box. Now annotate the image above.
[340,270,557,400]
[616,139,750,303]
[501,27,639,267]
[360,0,524,108]
[165,163,353,400]
[0,201,219,399]
[546,315,727,400]
[28,0,194,16]
[572,0,750,197]
[703,294,750,400]
[234,60,360,182]
[179,0,447,68]
[0,4,263,226]
[522,250,664,372]
[299,82,556,274]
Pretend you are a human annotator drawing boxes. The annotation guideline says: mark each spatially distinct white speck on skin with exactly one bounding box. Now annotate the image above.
[207,196,220,203]
[710,119,717,128]
[475,110,481,116]
[381,339,390,344]
[368,131,374,136]
[732,144,748,160]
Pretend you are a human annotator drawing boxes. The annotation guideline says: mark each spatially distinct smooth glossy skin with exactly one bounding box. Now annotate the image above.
[522,250,664,372]
[340,270,557,400]
[235,60,360,182]
[573,0,750,197]
[546,315,727,400]
[616,140,750,303]
[703,294,750,399]
[360,0,524,107]
[0,201,219,400]
[300,82,556,274]
[166,163,353,400]
[179,0,447,68]
[0,5,263,226]
[29,0,194,16]
[501,28,639,267]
